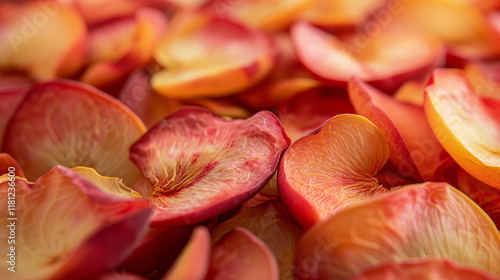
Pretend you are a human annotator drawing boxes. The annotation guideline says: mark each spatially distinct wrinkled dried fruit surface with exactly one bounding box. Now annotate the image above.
[130,107,290,225]
[2,80,146,186]
[295,182,500,280]
[0,166,152,280]
[278,114,390,228]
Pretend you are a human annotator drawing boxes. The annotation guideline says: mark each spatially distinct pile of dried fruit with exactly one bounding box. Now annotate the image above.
[1,0,500,279]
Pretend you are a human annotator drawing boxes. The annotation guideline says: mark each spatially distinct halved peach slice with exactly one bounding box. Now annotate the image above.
[351,259,499,280]
[291,21,444,92]
[424,68,500,189]
[206,228,279,280]
[0,1,87,80]
[294,182,500,280]
[161,226,211,280]
[0,166,152,280]
[130,107,290,226]
[211,201,302,280]
[204,0,313,31]
[81,8,167,90]
[2,80,146,186]
[277,87,355,141]
[349,79,448,181]
[151,12,274,98]
[278,114,390,228]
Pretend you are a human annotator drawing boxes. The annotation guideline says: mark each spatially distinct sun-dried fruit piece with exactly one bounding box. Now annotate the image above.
[161,226,211,280]
[130,107,290,226]
[351,259,499,280]
[278,114,390,228]
[207,228,279,280]
[0,166,152,280]
[82,8,166,90]
[0,153,24,177]
[424,68,500,189]
[456,167,500,229]
[211,201,302,280]
[152,12,274,98]
[0,1,87,80]
[277,87,355,141]
[204,0,313,31]
[294,182,500,280]
[2,80,146,186]
[291,21,444,92]
[71,166,141,199]
[349,79,448,181]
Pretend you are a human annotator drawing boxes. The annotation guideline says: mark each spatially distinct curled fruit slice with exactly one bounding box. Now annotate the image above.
[424,69,500,189]
[351,259,499,280]
[291,21,444,92]
[207,228,279,280]
[0,166,152,280]
[2,80,146,186]
[130,107,290,226]
[152,12,274,98]
[294,182,500,280]
[278,114,390,228]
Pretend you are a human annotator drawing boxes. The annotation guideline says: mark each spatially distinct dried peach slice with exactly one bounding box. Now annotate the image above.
[161,226,211,280]
[294,182,500,280]
[278,114,390,228]
[349,79,448,181]
[130,107,290,226]
[0,166,152,280]
[152,12,274,98]
[424,68,500,189]
[0,1,87,80]
[82,8,166,90]
[71,167,141,199]
[291,21,444,92]
[2,80,146,186]
[206,228,279,280]
[351,259,499,280]
[211,201,302,280]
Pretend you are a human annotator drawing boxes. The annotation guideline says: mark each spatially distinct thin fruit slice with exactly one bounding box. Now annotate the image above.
[2,80,146,186]
[0,166,152,280]
[277,87,355,141]
[71,167,141,199]
[349,79,448,181]
[278,114,390,228]
[294,182,500,280]
[424,68,500,189]
[211,201,303,280]
[152,12,274,98]
[161,226,211,280]
[82,8,166,89]
[130,107,290,226]
[0,1,86,80]
[351,259,499,280]
[291,21,444,92]
[206,228,279,280]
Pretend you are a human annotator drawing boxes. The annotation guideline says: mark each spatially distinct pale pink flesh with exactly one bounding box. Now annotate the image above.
[206,228,279,280]
[130,107,290,226]
[2,80,146,186]
[0,166,152,280]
